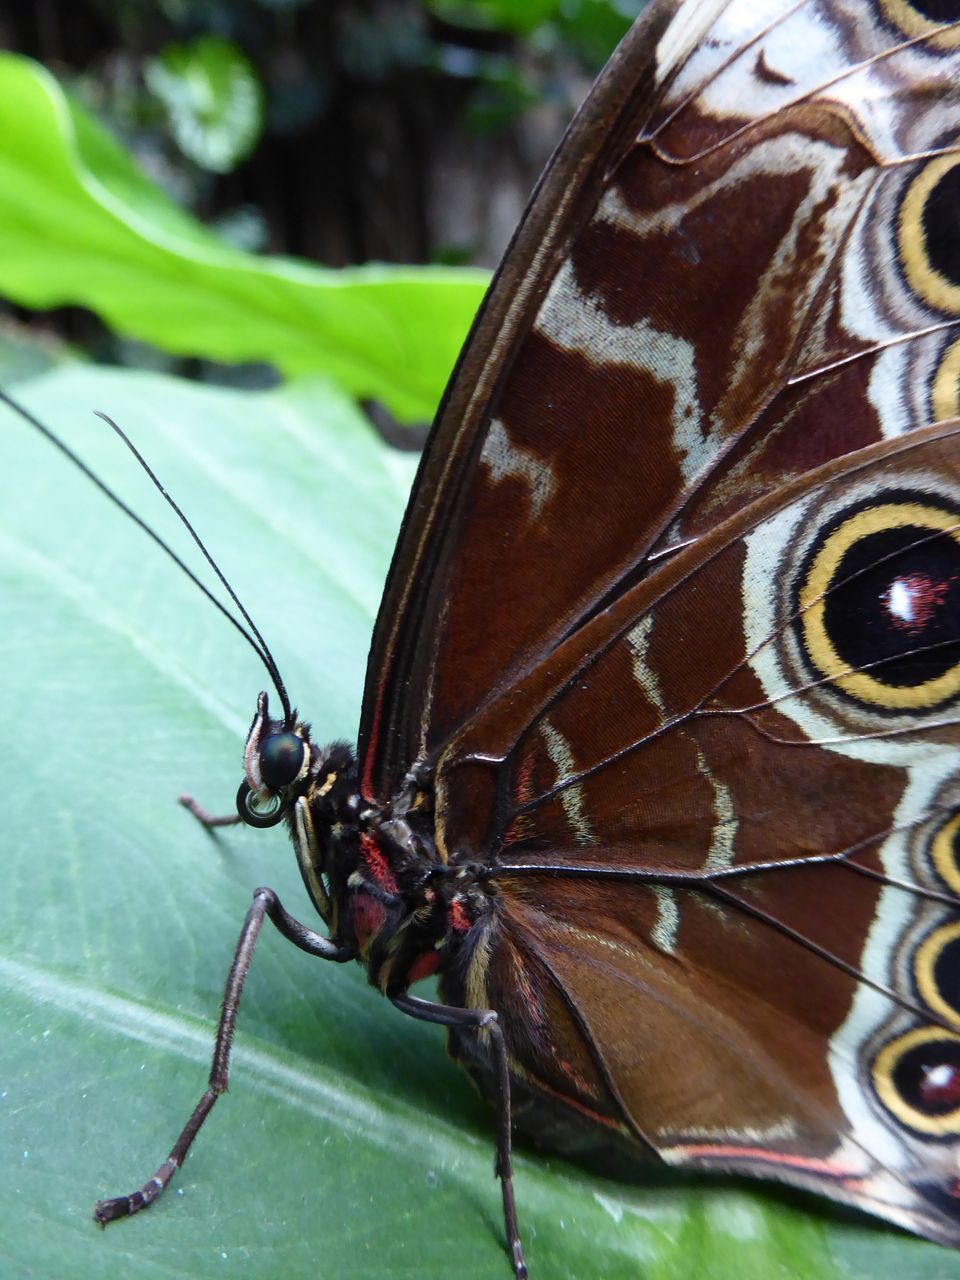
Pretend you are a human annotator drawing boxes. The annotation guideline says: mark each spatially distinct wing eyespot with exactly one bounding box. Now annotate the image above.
[932,337,960,422]
[873,1026,960,1137]
[931,812,960,894]
[795,496,960,710]
[899,155,960,315]
[914,921,960,1028]
[878,0,960,48]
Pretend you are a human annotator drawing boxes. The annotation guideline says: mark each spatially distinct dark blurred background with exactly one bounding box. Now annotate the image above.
[1,0,643,273]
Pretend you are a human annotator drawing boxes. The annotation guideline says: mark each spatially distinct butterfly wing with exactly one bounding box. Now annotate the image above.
[357,0,960,1246]
[437,419,960,1243]
[359,0,960,802]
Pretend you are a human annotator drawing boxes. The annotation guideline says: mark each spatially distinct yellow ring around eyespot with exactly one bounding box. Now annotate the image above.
[799,502,960,708]
[931,812,960,895]
[878,0,960,48]
[933,338,960,423]
[873,1026,960,1136]
[899,155,960,316]
[915,922,960,1030]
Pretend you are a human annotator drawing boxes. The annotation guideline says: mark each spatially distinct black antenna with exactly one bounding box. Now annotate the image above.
[0,387,294,726]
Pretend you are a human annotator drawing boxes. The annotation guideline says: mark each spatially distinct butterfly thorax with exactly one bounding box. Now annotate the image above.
[302,755,494,995]
[241,696,493,997]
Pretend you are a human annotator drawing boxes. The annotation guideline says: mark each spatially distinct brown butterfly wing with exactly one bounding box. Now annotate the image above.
[442,421,960,1243]
[358,0,686,798]
[356,0,960,1247]
[360,0,960,802]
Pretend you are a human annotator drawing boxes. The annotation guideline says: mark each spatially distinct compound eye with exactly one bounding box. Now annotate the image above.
[260,732,306,790]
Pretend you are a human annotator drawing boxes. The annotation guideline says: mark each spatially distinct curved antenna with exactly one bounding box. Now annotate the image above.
[0,388,294,726]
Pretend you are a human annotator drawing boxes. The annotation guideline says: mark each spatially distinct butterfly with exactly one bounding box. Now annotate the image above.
[11,0,960,1275]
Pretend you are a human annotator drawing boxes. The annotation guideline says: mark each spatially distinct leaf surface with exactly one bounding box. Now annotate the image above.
[0,361,949,1279]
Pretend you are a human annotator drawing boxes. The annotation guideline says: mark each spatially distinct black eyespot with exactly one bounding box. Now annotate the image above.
[823,524,960,685]
[921,161,960,292]
[915,922,960,1027]
[874,1027,960,1137]
[236,780,285,829]
[880,0,960,45]
[899,156,960,314]
[931,813,960,895]
[899,0,960,24]
[932,337,960,422]
[260,732,305,790]
[795,495,960,711]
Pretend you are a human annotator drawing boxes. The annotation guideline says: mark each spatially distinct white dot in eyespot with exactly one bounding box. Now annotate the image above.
[884,574,948,632]
[887,577,917,625]
[923,1063,955,1091]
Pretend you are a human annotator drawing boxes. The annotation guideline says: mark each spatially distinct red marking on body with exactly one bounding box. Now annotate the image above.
[359,831,398,893]
[883,573,951,634]
[353,891,386,949]
[449,897,472,934]
[406,949,442,984]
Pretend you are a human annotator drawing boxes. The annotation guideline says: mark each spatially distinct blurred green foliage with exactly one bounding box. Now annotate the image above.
[427,0,644,59]
[0,0,643,413]
[36,0,645,242]
[0,53,486,422]
[144,35,264,173]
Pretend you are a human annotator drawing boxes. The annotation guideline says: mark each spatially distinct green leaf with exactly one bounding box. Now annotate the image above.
[0,55,488,423]
[424,0,644,44]
[145,36,264,174]
[426,0,561,35]
[555,0,646,65]
[0,359,951,1278]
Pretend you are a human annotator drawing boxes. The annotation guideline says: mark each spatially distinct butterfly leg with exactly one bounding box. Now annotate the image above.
[391,992,527,1280]
[94,886,354,1224]
[178,792,242,827]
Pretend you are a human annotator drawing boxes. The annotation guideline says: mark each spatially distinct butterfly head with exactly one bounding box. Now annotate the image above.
[236,690,314,828]
[235,690,364,943]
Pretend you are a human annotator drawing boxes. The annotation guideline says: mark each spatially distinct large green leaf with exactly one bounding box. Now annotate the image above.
[0,55,488,423]
[0,361,952,1279]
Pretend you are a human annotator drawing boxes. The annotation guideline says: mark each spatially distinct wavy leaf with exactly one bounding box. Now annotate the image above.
[0,56,488,422]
